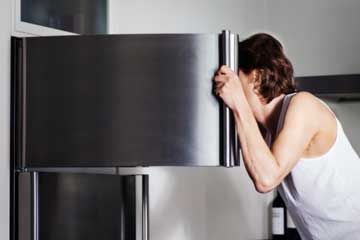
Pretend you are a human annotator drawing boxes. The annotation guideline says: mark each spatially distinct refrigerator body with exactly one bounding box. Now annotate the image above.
[11,31,240,240]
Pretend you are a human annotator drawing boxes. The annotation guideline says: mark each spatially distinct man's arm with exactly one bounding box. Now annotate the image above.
[233,92,319,193]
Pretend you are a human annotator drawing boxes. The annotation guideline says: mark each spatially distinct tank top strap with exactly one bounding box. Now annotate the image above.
[276,93,297,136]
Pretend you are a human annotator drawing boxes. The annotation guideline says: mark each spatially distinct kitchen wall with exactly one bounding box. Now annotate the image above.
[0,0,11,239]
[326,100,360,155]
[265,0,360,76]
[109,1,274,240]
[109,0,265,35]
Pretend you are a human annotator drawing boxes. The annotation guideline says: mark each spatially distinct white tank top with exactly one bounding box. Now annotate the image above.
[274,93,360,240]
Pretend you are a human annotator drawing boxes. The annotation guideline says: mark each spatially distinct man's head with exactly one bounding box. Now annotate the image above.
[238,33,295,104]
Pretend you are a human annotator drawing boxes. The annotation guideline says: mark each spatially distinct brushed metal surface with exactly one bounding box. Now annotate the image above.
[135,175,149,240]
[142,176,149,240]
[31,172,39,240]
[220,30,240,167]
[16,172,149,240]
[18,173,31,240]
[221,30,232,167]
[29,172,143,240]
[135,176,142,240]
[18,34,221,167]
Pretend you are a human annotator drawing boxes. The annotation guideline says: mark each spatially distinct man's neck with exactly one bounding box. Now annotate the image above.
[259,94,286,137]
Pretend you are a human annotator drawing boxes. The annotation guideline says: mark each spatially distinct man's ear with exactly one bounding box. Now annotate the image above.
[251,69,267,104]
[251,69,261,91]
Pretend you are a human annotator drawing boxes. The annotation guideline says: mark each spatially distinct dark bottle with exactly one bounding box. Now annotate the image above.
[272,191,287,240]
[287,210,302,240]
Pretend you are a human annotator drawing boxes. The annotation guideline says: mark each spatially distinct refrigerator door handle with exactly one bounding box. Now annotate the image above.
[31,172,39,240]
[220,30,240,167]
[135,175,149,240]
[142,175,149,240]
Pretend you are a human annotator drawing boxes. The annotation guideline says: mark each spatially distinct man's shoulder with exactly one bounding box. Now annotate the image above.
[290,91,317,104]
[288,91,320,112]
[285,91,322,124]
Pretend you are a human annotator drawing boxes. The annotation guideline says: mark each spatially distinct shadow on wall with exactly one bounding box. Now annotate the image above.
[324,99,360,155]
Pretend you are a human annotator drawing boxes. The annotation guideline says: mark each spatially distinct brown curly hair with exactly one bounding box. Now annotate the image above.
[238,33,296,103]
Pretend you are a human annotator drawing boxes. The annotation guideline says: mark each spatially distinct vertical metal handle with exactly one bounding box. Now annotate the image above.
[221,30,240,167]
[142,175,149,240]
[31,172,39,240]
[135,175,149,240]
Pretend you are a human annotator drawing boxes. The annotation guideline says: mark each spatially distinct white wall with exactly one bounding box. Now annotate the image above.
[265,0,360,76]
[109,1,275,240]
[0,0,11,239]
[326,100,360,155]
[109,0,265,36]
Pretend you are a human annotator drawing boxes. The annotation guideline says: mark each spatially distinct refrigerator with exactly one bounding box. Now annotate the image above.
[11,30,240,240]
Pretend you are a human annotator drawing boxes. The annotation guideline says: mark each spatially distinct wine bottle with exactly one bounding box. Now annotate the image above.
[272,191,286,240]
[287,210,301,240]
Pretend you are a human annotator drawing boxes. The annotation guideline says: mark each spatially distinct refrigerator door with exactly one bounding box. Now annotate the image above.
[16,172,149,240]
[12,33,239,168]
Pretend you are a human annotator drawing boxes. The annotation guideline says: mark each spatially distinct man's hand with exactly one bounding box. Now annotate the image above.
[213,65,245,110]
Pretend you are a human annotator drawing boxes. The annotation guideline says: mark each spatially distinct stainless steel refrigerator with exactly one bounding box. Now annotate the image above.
[11,30,240,240]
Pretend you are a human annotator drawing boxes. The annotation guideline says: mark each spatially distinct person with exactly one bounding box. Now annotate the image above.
[213,33,360,239]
